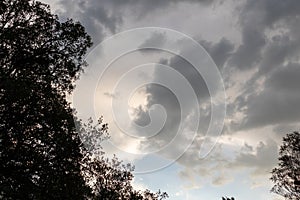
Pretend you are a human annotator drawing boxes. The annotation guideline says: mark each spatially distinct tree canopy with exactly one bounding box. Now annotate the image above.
[80,118,169,200]
[0,0,168,199]
[271,131,300,200]
[222,197,235,200]
[0,0,92,198]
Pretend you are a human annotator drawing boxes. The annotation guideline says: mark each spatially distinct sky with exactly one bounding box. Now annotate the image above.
[41,0,300,199]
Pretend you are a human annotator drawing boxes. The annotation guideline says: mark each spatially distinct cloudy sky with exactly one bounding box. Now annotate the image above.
[41,0,300,199]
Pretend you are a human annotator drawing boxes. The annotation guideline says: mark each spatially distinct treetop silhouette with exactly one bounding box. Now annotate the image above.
[0,0,168,199]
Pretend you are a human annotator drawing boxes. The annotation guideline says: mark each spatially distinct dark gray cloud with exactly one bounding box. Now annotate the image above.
[258,35,293,74]
[130,32,232,159]
[257,32,300,76]
[201,37,234,69]
[132,106,151,127]
[138,84,182,150]
[138,33,235,70]
[229,28,266,70]
[57,0,122,44]
[265,63,300,91]
[57,0,219,44]
[240,0,300,27]
[131,36,233,157]
[229,0,300,71]
[237,63,300,130]
[133,55,210,151]
[228,0,300,132]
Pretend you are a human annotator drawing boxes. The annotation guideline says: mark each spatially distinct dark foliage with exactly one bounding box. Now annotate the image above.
[0,0,168,199]
[270,131,300,200]
[0,0,92,199]
[82,154,168,200]
[79,118,168,200]
[222,197,235,200]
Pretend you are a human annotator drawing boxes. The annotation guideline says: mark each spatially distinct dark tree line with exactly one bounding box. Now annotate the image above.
[0,0,168,199]
[221,197,234,200]
[271,131,300,200]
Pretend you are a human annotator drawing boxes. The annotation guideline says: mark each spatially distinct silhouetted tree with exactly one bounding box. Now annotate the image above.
[79,118,168,200]
[82,155,168,200]
[0,1,168,199]
[270,131,300,200]
[222,197,235,200]
[0,0,92,199]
